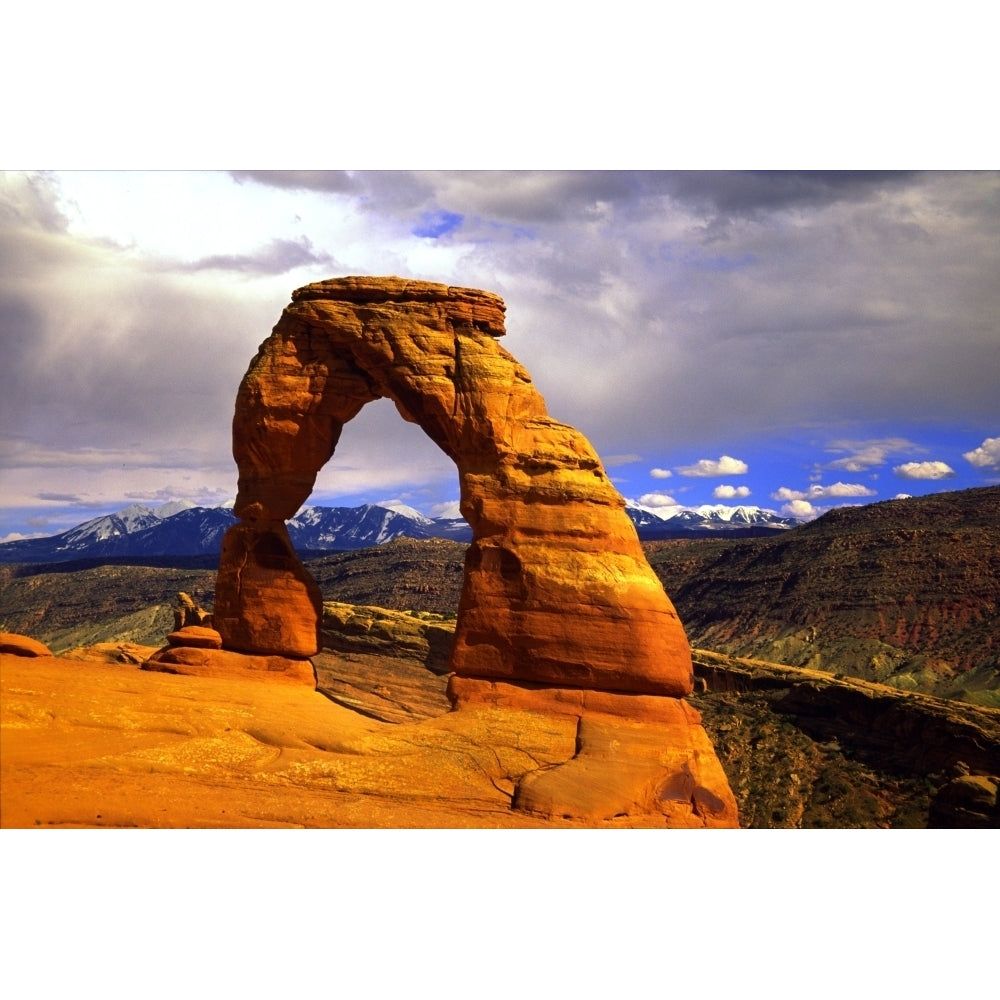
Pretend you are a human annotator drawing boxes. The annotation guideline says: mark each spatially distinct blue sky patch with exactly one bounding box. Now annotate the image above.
[412,209,464,238]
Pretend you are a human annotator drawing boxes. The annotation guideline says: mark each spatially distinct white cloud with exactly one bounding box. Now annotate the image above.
[772,482,877,501]
[676,455,748,477]
[781,499,818,518]
[650,467,672,479]
[637,492,678,508]
[892,460,957,480]
[963,436,1000,471]
[823,437,922,472]
[429,500,462,518]
[713,484,751,499]
[893,493,912,499]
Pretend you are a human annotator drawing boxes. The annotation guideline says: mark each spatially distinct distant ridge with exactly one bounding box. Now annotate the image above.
[0,498,805,563]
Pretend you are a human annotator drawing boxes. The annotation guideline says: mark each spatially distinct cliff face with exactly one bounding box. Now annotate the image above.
[691,650,999,828]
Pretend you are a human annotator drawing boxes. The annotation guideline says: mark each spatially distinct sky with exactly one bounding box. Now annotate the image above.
[1,169,998,540]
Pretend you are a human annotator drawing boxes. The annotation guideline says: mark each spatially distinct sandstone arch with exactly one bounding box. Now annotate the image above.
[214,276,693,700]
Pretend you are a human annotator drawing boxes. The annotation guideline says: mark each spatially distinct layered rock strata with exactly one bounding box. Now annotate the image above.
[210,276,737,825]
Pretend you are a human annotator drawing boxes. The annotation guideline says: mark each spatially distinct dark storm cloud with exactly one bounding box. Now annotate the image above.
[656,171,923,216]
[461,170,1000,462]
[36,491,87,503]
[0,296,46,434]
[175,236,338,275]
[229,170,359,193]
[234,170,926,227]
[229,169,650,226]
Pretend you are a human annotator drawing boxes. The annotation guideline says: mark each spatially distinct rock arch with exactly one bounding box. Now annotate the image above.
[214,276,693,700]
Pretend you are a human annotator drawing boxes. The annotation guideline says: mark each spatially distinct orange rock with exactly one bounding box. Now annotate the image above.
[143,646,316,685]
[214,521,322,657]
[218,277,692,697]
[211,276,737,825]
[166,626,223,649]
[0,632,52,657]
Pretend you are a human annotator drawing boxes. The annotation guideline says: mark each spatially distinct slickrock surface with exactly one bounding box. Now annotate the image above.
[1,650,724,828]
[313,603,454,723]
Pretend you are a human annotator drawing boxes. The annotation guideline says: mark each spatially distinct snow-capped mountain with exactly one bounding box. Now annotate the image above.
[625,501,802,537]
[0,503,237,562]
[0,497,805,564]
[0,501,467,563]
[289,504,440,550]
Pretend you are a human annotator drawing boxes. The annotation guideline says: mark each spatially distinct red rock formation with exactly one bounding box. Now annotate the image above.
[0,632,52,657]
[216,277,692,698]
[211,276,738,825]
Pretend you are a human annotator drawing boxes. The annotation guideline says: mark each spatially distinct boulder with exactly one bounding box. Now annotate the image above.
[165,626,223,649]
[0,632,52,658]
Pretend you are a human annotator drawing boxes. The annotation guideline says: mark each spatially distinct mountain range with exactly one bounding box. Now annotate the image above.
[0,498,802,563]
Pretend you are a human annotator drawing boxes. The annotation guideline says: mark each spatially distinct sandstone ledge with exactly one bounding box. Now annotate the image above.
[142,646,316,686]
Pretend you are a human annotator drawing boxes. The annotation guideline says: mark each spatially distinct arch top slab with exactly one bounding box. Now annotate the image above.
[215,276,694,699]
[291,275,508,338]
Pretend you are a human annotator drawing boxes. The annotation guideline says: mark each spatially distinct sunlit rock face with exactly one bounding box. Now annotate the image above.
[214,276,693,698]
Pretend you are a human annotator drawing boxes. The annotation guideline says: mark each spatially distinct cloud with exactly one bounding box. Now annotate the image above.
[601,454,643,468]
[714,484,751,499]
[676,455,748,477]
[650,467,672,478]
[781,499,819,518]
[823,437,923,472]
[176,236,337,275]
[3,169,1000,539]
[229,170,358,194]
[637,492,678,508]
[660,171,921,216]
[892,460,957,480]
[36,491,88,503]
[772,482,878,501]
[429,500,462,519]
[963,436,1000,471]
